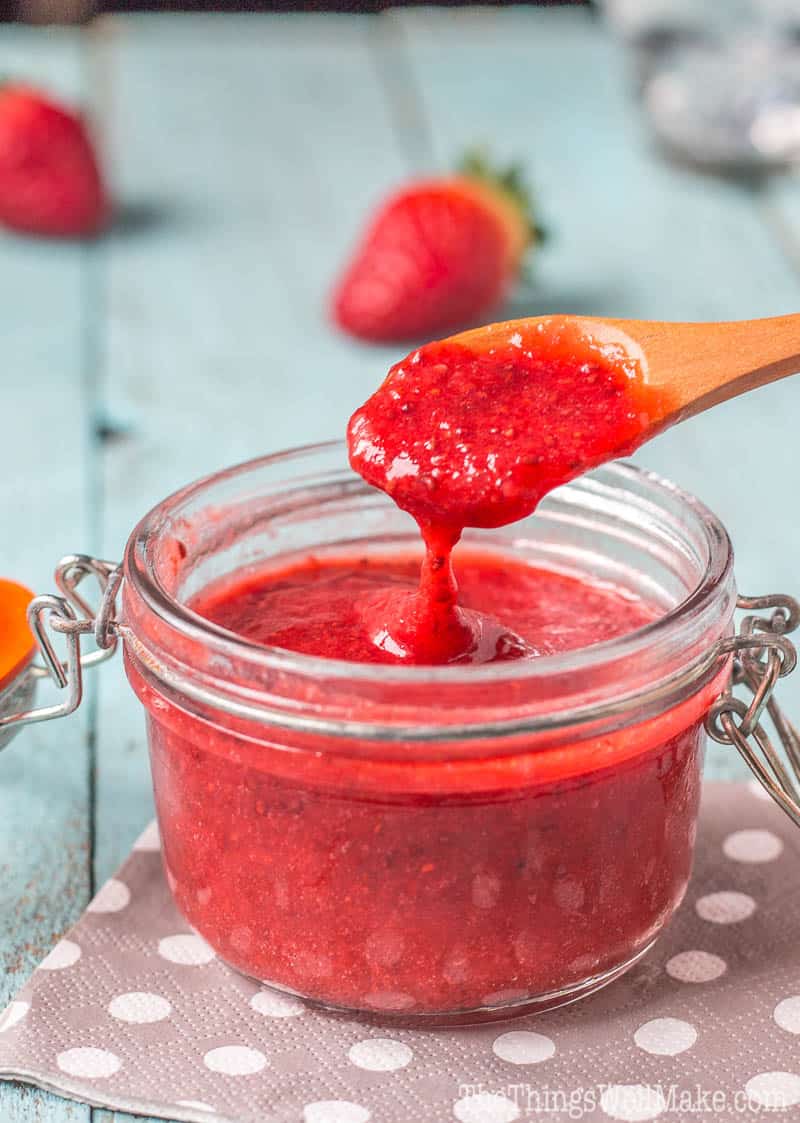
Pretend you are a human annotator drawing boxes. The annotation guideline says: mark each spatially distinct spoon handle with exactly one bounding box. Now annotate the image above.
[605,313,800,422]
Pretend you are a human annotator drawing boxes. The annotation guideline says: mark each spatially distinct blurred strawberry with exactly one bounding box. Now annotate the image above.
[332,152,543,343]
[0,85,109,238]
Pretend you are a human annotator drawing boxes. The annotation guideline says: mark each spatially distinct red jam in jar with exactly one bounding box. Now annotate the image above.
[151,553,700,1012]
[121,448,735,1022]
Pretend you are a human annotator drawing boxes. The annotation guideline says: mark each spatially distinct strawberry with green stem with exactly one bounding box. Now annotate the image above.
[332,151,545,344]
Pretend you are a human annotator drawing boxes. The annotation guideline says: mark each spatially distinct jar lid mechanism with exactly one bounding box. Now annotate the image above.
[706,594,800,829]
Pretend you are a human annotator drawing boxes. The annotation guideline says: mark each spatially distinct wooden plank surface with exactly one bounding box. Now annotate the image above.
[1,9,800,1121]
[93,13,410,885]
[92,16,410,1121]
[0,26,93,1123]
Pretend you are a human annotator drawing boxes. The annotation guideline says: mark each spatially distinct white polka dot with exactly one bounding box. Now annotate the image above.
[87,878,130,914]
[600,1084,666,1121]
[363,991,415,1011]
[230,926,252,954]
[453,1092,520,1123]
[492,1030,555,1065]
[250,989,305,1019]
[634,1017,697,1056]
[133,820,161,851]
[696,890,756,924]
[0,1001,29,1033]
[746,1072,800,1109]
[175,1103,215,1114]
[57,1047,122,1079]
[203,1045,266,1075]
[364,929,405,968]
[666,950,727,983]
[40,939,81,970]
[775,996,800,1034]
[348,1038,413,1072]
[158,934,215,965]
[291,949,332,978]
[472,871,501,909]
[303,1103,371,1123]
[748,778,773,801]
[554,877,586,911]
[723,829,783,863]
[108,992,172,1024]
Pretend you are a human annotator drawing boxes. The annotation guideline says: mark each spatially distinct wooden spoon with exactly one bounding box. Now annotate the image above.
[452,312,800,429]
[587,312,800,422]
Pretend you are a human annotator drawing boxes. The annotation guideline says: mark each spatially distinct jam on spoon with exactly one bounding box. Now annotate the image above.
[347,315,670,664]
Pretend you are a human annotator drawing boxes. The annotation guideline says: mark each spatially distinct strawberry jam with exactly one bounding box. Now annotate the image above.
[197,551,655,663]
[348,341,655,533]
[347,323,668,664]
[136,547,712,1018]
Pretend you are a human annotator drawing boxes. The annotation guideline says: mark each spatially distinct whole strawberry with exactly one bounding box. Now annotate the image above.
[332,153,542,343]
[0,85,109,238]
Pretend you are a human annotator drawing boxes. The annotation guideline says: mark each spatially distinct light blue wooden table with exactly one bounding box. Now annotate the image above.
[1,8,799,1120]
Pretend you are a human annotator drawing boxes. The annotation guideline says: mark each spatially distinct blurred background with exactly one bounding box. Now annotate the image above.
[1,0,586,17]
[5,0,584,18]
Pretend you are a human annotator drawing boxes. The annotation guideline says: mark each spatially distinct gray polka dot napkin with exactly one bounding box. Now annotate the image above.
[0,782,799,1123]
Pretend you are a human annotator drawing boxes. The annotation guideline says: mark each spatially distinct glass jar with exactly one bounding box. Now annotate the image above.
[3,443,798,1025]
[121,443,736,1023]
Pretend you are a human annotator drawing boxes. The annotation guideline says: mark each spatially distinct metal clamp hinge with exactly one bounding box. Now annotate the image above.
[706,594,800,828]
[0,554,123,738]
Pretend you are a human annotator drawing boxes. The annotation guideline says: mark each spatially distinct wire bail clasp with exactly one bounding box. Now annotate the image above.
[0,554,123,737]
[706,593,800,828]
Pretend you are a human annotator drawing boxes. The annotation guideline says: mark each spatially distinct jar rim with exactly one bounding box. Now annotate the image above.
[124,440,734,691]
